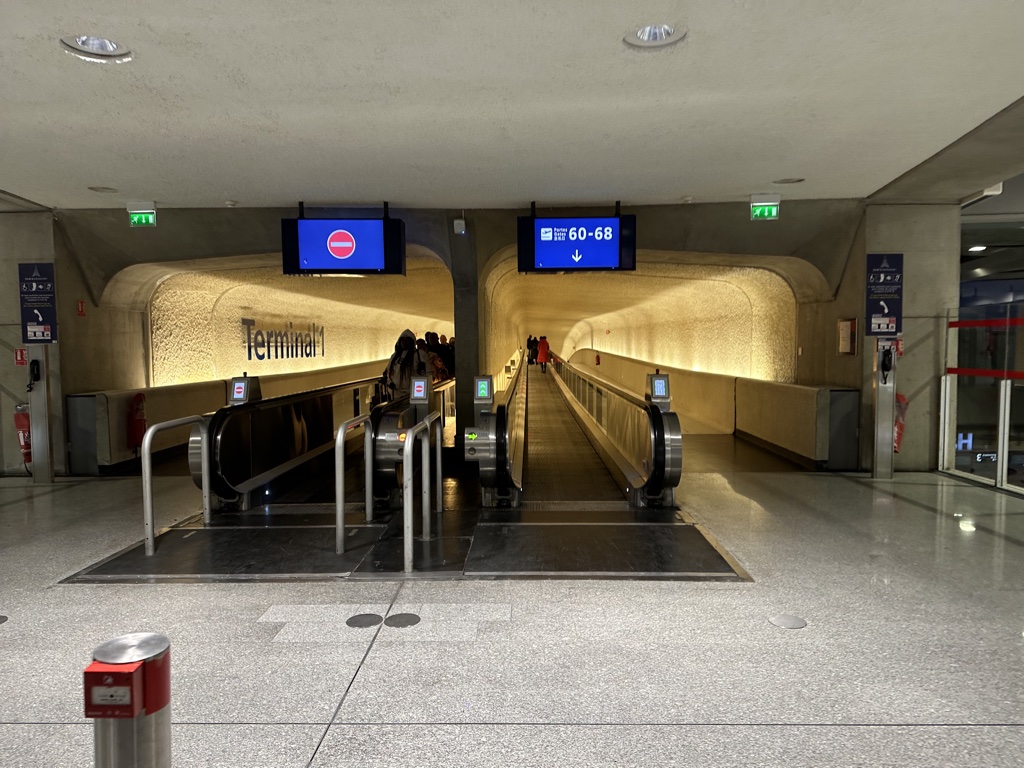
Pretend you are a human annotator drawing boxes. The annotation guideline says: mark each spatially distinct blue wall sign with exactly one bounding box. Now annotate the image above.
[19,263,57,344]
[295,219,386,271]
[533,217,620,269]
[865,253,903,336]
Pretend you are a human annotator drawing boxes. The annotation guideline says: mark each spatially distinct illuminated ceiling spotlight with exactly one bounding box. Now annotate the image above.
[624,24,687,49]
[968,246,987,252]
[60,35,133,63]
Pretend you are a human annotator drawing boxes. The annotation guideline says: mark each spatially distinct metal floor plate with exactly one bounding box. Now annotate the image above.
[63,526,385,583]
[465,523,743,579]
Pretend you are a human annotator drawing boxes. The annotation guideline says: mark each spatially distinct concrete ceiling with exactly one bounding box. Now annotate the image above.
[5,2,1024,210]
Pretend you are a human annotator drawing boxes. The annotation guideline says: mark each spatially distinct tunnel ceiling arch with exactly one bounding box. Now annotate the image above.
[482,248,815,383]
[104,248,454,385]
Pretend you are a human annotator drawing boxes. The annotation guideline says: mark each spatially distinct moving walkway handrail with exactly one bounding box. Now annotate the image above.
[553,358,649,409]
[198,375,383,498]
[144,415,211,556]
[494,355,527,491]
[334,413,374,554]
[550,357,681,500]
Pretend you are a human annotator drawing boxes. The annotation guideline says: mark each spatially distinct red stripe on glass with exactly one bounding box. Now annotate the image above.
[948,318,1024,328]
[946,367,1024,380]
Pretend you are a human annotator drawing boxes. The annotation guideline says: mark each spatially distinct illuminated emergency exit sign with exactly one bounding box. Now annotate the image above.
[750,204,779,220]
[129,211,156,227]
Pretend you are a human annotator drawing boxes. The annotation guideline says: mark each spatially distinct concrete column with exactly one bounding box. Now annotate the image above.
[1,213,63,477]
[447,212,480,456]
[862,204,960,471]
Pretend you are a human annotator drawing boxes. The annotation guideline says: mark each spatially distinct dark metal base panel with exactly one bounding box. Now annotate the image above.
[481,508,681,525]
[464,523,742,579]
[351,536,473,578]
[63,526,385,583]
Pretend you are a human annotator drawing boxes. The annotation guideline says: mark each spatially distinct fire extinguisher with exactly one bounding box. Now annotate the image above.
[595,353,601,365]
[14,404,31,465]
[128,393,147,455]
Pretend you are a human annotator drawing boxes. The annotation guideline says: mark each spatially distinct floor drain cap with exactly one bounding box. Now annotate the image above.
[346,614,383,628]
[384,613,421,628]
[0,616,7,625]
[769,614,807,629]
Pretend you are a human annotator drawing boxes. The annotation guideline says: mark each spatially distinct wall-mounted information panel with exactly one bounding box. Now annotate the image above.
[282,218,406,275]
[517,215,636,272]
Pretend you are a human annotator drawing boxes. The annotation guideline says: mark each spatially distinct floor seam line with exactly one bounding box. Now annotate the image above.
[303,581,404,767]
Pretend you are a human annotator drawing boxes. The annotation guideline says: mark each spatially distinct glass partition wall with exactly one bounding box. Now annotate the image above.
[941,304,1024,491]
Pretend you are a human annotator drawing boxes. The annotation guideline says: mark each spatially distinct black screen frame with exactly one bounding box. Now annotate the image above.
[517,214,636,273]
[282,217,407,275]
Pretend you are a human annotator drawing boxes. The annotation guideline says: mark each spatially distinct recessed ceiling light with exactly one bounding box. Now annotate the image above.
[969,245,987,252]
[772,178,805,185]
[225,200,239,207]
[60,35,133,63]
[87,186,119,193]
[624,24,686,49]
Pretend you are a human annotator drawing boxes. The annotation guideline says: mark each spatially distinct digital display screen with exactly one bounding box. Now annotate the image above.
[231,380,247,401]
[477,380,490,398]
[282,218,406,275]
[652,377,668,398]
[517,215,635,273]
[534,217,619,269]
[296,219,385,271]
[411,377,428,401]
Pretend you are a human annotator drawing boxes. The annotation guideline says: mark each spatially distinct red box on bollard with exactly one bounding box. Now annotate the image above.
[84,661,143,718]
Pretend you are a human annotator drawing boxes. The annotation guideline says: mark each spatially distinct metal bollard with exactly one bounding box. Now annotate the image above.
[84,633,172,768]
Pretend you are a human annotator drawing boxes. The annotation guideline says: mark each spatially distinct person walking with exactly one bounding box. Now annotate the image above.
[383,329,428,398]
[536,335,550,373]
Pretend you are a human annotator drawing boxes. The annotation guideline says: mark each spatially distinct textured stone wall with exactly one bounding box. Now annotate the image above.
[482,257,797,385]
[150,259,454,385]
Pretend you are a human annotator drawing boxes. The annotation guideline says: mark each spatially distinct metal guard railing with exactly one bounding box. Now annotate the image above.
[550,357,677,497]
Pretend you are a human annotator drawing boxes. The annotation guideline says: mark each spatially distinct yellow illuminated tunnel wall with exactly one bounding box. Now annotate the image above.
[149,259,453,386]
[483,255,798,383]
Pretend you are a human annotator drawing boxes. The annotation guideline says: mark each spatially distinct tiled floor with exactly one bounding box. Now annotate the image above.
[0,469,1022,766]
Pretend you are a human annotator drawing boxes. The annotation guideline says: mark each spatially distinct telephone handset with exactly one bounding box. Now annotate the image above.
[880,348,893,385]
[27,360,41,392]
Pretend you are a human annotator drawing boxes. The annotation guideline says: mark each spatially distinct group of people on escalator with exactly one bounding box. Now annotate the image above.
[382,329,455,399]
[526,335,550,373]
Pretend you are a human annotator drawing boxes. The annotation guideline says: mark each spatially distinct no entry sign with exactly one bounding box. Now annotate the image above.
[326,230,356,259]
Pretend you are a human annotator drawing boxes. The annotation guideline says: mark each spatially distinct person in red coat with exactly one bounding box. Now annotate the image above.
[536,336,551,373]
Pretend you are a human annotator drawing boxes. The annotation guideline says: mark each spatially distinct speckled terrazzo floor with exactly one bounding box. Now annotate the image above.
[0,469,1021,766]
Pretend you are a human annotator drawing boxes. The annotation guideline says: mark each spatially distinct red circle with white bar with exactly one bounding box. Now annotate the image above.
[326,230,356,259]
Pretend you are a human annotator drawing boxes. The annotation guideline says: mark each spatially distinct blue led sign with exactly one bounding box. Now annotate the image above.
[282,217,406,275]
[296,219,385,271]
[517,215,636,272]
[534,217,619,269]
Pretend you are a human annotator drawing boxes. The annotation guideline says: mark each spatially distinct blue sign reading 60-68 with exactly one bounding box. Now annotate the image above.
[534,217,620,270]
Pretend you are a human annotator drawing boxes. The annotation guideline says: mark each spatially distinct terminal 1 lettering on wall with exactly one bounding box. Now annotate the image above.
[241,318,324,361]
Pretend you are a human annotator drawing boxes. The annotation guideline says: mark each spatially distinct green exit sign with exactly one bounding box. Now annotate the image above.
[750,204,779,220]
[129,211,156,227]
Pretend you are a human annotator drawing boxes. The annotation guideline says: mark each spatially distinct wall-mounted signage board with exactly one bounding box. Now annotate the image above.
[517,215,636,272]
[282,218,406,275]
